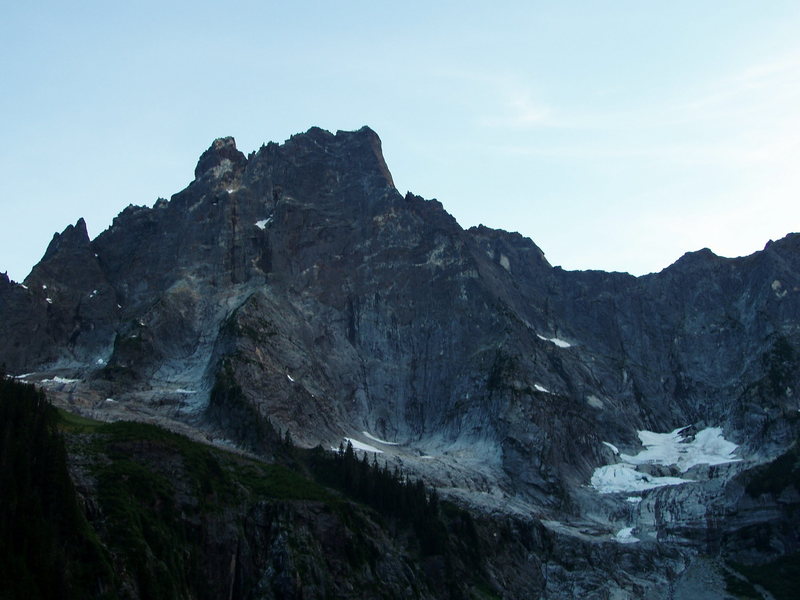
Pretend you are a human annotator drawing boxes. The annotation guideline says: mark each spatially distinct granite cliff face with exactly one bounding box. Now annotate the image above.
[2,126,799,598]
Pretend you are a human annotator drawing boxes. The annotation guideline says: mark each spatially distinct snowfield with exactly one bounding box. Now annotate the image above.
[331,437,384,454]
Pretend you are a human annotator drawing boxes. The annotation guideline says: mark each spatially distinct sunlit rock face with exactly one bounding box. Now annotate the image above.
[1,126,799,598]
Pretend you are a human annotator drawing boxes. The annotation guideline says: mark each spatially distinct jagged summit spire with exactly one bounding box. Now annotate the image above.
[194,136,247,180]
[41,218,90,262]
[191,127,395,191]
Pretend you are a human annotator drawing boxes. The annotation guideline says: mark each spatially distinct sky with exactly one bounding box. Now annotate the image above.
[1,1,799,281]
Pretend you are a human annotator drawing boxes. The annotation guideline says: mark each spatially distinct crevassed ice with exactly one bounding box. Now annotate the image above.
[620,426,739,473]
[592,426,739,494]
[591,463,689,494]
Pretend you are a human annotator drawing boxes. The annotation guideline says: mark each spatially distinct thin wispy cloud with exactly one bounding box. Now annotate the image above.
[480,90,552,128]
[667,51,800,121]
[477,46,800,170]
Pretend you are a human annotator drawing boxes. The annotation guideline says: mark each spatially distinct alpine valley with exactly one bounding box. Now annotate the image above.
[1,127,799,599]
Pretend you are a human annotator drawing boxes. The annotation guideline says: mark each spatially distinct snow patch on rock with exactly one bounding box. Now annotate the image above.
[537,334,572,348]
[362,431,400,445]
[615,527,639,544]
[41,376,80,384]
[587,395,604,409]
[255,218,272,230]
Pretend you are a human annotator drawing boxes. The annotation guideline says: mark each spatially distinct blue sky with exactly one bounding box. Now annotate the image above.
[2,1,799,281]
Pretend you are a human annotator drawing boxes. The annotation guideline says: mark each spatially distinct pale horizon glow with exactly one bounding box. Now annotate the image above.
[1,2,799,282]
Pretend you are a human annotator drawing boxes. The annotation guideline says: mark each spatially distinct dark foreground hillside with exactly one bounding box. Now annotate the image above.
[2,375,799,599]
[0,375,114,599]
[0,375,551,599]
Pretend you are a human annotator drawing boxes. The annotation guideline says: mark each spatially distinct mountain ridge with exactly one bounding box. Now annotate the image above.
[1,126,799,598]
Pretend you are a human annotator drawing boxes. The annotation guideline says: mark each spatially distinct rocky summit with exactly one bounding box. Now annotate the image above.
[1,126,799,599]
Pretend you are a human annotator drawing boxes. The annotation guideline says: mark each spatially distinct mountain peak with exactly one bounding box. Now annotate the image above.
[349,126,394,189]
[281,126,395,190]
[41,218,90,262]
[194,136,247,180]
